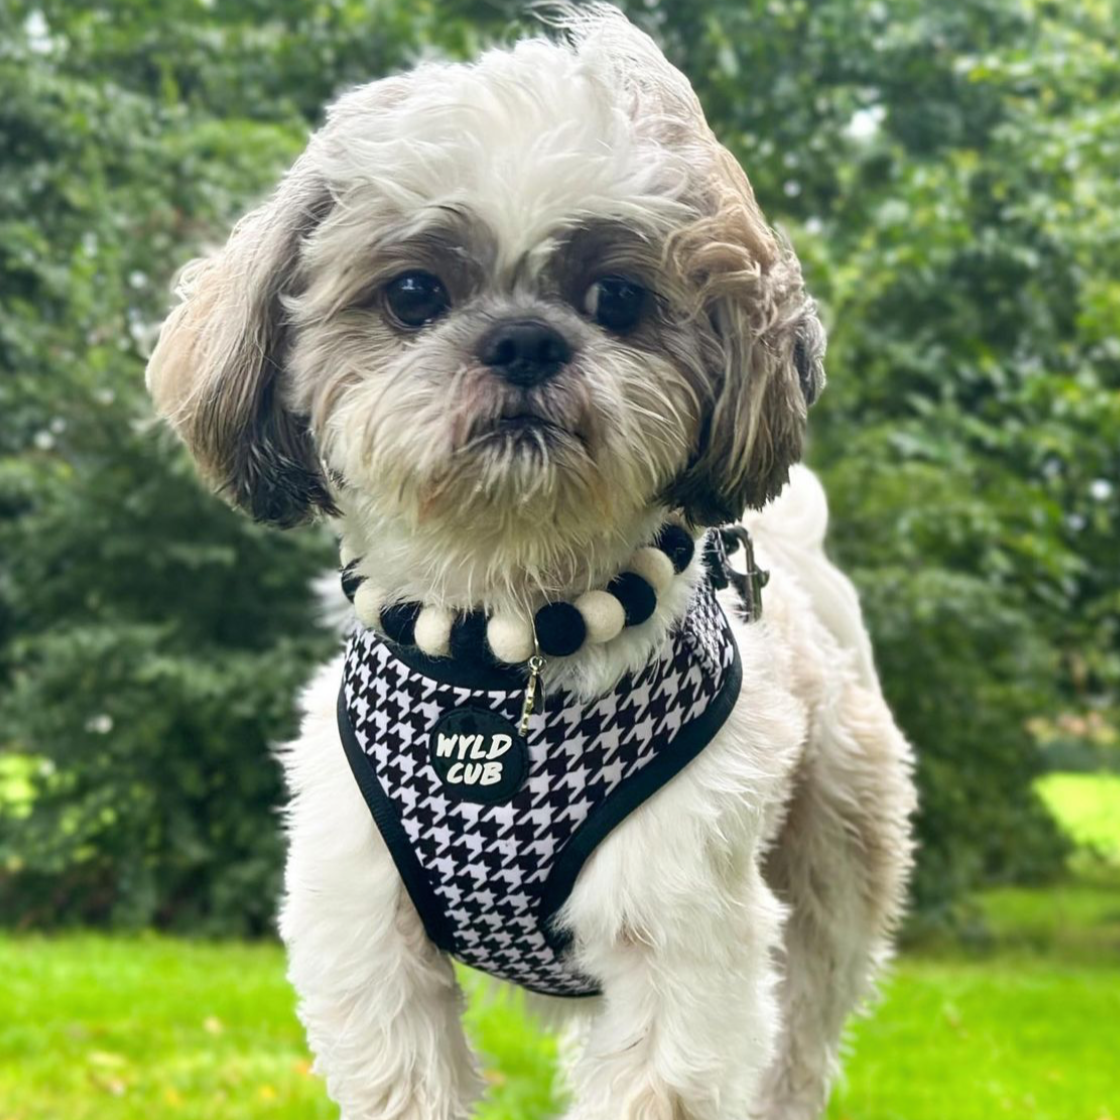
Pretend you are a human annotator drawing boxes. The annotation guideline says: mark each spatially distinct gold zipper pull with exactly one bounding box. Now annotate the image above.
[519,654,545,736]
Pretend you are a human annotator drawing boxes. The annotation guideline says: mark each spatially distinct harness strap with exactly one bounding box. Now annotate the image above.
[337,536,760,999]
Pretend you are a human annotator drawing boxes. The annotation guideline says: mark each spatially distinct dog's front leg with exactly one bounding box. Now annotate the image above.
[278,673,482,1120]
[561,800,784,1120]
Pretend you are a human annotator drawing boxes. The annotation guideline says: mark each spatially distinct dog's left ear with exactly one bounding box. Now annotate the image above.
[146,157,337,528]
[665,147,826,527]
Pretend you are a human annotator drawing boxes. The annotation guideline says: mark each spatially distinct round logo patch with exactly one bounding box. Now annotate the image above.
[428,707,529,804]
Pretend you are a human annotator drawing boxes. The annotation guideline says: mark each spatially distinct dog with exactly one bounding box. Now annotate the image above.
[146,7,915,1119]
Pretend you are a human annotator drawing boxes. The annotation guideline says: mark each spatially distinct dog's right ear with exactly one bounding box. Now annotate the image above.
[146,159,336,528]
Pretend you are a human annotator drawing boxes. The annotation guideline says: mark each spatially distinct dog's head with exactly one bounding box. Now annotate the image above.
[147,6,823,593]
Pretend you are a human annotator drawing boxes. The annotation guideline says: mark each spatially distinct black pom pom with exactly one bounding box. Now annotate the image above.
[654,524,695,573]
[340,561,364,603]
[380,601,421,646]
[534,601,587,657]
[450,610,493,664]
[607,572,656,626]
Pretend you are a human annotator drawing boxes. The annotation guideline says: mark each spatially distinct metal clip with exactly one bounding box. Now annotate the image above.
[745,556,770,621]
[519,654,546,736]
[719,525,769,622]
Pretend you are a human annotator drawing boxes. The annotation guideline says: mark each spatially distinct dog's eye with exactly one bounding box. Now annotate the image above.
[582,276,646,334]
[383,271,450,328]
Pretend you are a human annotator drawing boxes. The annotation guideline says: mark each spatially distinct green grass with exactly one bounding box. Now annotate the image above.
[825,873,1120,1120]
[5,896,1118,1120]
[1037,771,1120,863]
[0,937,329,1120]
[828,959,1119,1120]
[0,936,561,1120]
[3,772,1118,1120]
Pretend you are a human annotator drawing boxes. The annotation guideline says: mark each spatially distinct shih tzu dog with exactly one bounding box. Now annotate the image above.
[146,7,915,1120]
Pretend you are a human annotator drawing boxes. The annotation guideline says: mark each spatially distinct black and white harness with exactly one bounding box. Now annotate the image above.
[337,546,750,998]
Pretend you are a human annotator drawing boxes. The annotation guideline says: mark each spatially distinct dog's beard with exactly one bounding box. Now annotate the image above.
[439,375,605,512]
[305,335,694,544]
[386,401,618,538]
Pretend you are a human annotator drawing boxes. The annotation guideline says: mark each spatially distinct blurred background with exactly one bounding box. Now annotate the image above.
[1,1,1117,1117]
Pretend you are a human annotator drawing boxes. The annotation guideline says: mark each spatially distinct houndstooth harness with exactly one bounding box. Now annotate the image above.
[337,570,743,997]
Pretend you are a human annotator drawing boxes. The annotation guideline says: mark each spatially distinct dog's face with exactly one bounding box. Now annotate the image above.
[147,9,824,597]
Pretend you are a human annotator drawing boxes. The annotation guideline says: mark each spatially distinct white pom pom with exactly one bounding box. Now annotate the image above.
[487,614,534,664]
[574,590,625,644]
[353,584,384,630]
[339,539,360,567]
[414,606,454,658]
[626,546,675,595]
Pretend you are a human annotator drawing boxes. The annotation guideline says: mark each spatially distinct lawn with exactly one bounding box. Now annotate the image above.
[2,774,1118,1120]
[1037,772,1120,865]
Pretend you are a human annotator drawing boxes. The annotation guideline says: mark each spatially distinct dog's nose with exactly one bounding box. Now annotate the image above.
[478,320,571,387]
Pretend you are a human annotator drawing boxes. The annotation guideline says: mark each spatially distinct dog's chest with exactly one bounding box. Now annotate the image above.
[337,578,741,997]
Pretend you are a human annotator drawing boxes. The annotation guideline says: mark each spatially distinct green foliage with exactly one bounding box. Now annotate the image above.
[0,3,340,930]
[2,0,1116,930]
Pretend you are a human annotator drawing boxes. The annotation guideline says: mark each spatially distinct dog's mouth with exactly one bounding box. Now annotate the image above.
[492,413,562,437]
[469,407,586,451]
